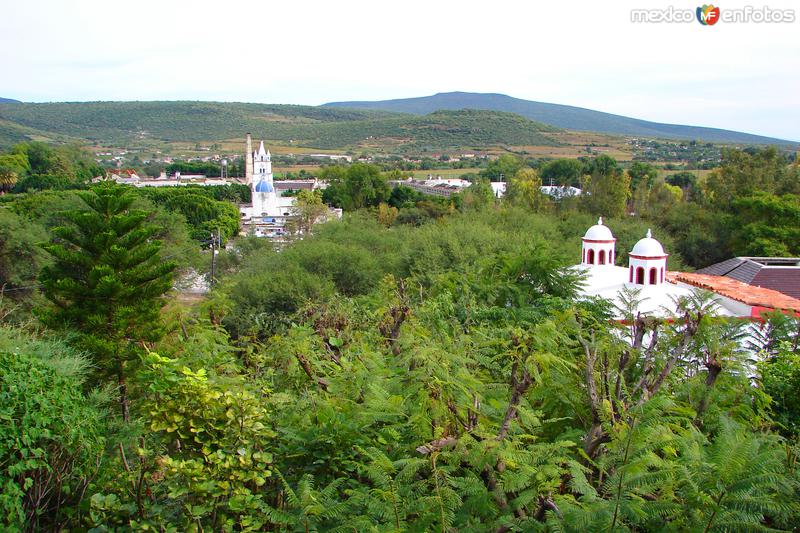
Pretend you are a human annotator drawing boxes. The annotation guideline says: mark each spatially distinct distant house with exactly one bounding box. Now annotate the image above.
[491,182,506,198]
[305,154,352,163]
[424,177,472,188]
[540,185,582,199]
[697,257,800,300]
[274,179,319,191]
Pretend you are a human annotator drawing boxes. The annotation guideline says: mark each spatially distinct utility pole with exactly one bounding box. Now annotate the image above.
[210,231,217,285]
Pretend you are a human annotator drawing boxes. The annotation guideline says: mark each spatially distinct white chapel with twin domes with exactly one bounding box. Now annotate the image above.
[575,218,737,318]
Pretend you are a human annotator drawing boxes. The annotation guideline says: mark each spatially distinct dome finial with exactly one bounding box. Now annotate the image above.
[597,216,603,225]
[646,228,652,239]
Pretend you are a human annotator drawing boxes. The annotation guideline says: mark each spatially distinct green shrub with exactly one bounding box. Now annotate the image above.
[0,328,107,530]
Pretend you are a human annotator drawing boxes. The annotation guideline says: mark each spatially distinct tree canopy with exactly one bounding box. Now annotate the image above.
[1,140,799,531]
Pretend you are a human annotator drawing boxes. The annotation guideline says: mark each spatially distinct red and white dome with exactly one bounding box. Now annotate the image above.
[583,217,615,241]
[628,229,668,286]
[631,229,666,257]
[581,217,616,266]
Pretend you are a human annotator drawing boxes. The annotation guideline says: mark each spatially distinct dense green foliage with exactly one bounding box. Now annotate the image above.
[138,186,244,242]
[1,140,799,531]
[0,328,107,531]
[581,154,631,218]
[0,119,35,151]
[321,164,391,210]
[540,158,583,187]
[81,208,798,530]
[481,153,524,181]
[654,147,800,266]
[0,141,103,192]
[0,208,50,306]
[165,160,223,176]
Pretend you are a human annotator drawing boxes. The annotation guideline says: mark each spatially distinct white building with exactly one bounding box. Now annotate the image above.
[540,185,582,199]
[239,134,297,239]
[490,182,506,198]
[575,218,800,319]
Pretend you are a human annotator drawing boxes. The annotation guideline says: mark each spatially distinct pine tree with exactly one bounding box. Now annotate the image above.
[39,183,176,421]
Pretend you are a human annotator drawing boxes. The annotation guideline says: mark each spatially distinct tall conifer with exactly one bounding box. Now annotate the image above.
[39,183,176,420]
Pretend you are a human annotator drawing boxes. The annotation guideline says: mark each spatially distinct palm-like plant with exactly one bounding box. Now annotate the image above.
[674,419,798,531]
[266,471,349,532]
[0,168,17,192]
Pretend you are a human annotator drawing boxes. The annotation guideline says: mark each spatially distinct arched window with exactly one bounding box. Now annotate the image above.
[582,249,585,263]
[598,250,606,265]
[649,267,658,285]
[636,267,645,285]
[661,267,664,283]
[609,251,614,265]
[587,249,595,264]
[629,266,633,283]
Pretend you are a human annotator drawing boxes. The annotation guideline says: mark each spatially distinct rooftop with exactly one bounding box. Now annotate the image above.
[576,265,716,318]
[667,272,800,313]
[696,257,800,299]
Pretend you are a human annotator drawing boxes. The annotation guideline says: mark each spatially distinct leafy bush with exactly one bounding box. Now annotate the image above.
[0,328,107,531]
[138,186,242,242]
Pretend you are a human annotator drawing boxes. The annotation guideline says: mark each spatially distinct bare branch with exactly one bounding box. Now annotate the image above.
[294,352,329,391]
[577,331,601,424]
[416,436,458,455]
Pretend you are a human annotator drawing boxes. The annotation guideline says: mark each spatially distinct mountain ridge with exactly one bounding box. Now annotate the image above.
[324,91,796,145]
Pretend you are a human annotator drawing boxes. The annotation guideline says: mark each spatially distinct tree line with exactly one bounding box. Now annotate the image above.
[0,141,799,530]
[0,188,798,530]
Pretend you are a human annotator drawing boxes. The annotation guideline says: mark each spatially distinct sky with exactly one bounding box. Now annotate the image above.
[1,0,798,140]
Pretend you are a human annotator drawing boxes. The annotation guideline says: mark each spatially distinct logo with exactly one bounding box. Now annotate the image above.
[697,4,721,24]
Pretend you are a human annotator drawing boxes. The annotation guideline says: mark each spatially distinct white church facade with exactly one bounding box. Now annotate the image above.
[239,134,299,239]
[575,218,800,320]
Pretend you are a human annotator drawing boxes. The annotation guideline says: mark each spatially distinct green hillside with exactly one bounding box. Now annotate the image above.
[0,118,78,150]
[0,101,391,143]
[0,120,34,150]
[303,109,559,149]
[0,101,560,151]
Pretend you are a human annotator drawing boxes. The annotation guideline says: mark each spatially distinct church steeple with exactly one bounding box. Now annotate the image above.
[252,141,277,214]
[252,141,274,185]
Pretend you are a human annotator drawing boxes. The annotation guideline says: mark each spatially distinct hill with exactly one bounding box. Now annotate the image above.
[0,97,20,103]
[324,91,796,145]
[0,101,558,151]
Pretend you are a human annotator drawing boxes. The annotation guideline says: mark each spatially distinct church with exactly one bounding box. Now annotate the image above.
[239,134,298,238]
[575,218,800,319]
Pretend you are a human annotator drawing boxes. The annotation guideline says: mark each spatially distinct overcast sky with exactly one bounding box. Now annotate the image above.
[1,0,798,140]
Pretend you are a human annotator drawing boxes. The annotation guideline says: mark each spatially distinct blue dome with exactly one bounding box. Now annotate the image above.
[255,179,274,193]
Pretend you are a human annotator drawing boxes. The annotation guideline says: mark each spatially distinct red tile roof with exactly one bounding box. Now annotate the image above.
[667,272,800,312]
[697,257,800,299]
